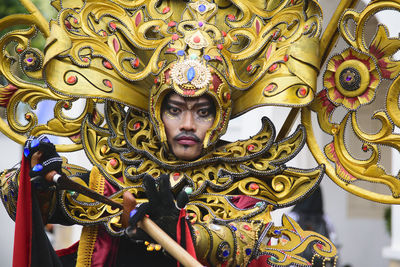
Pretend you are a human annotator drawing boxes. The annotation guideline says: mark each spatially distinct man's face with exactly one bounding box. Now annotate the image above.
[161,93,215,160]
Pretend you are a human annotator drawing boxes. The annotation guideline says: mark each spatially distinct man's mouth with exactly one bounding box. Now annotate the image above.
[175,134,200,146]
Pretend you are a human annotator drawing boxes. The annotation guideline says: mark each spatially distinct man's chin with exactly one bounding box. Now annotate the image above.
[172,146,202,161]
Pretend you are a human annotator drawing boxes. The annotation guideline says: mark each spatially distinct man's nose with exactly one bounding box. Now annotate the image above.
[179,111,196,131]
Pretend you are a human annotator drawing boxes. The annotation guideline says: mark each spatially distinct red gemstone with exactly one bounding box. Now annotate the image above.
[103,79,113,88]
[135,12,142,27]
[217,44,223,50]
[166,48,176,52]
[103,60,113,69]
[83,57,89,62]
[221,31,227,37]
[256,20,260,35]
[269,63,278,72]
[163,6,170,13]
[63,103,69,109]
[247,144,255,151]
[243,224,252,231]
[362,144,368,152]
[16,48,23,53]
[316,243,323,250]
[133,122,141,130]
[110,158,118,167]
[173,172,180,181]
[247,65,252,72]
[132,58,139,68]
[227,14,235,21]
[66,75,77,85]
[110,22,117,30]
[249,183,259,190]
[193,36,201,43]
[65,20,72,29]
[168,21,176,27]
[25,114,31,119]
[172,34,179,41]
[264,83,276,93]
[73,18,78,24]
[154,77,159,84]
[102,31,107,37]
[283,54,289,62]
[299,87,307,96]
[215,56,223,61]
[113,38,120,52]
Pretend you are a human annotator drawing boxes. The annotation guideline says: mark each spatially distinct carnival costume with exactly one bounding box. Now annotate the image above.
[1,0,400,266]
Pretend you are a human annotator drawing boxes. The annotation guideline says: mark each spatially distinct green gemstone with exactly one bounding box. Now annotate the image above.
[184,187,193,195]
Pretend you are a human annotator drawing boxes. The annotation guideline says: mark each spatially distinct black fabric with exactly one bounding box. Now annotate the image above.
[292,186,324,215]
[127,174,187,242]
[31,188,62,267]
[115,236,177,267]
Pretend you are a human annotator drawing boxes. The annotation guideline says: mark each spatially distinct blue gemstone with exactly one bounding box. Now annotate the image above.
[198,4,206,12]
[42,137,50,143]
[32,164,43,172]
[177,50,185,56]
[187,67,196,81]
[274,230,281,235]
[10,191,14,197]
[222,250,230,257]
[4,195,7,202]
[24,148,30,157]
[31,139,40,148]
[130,209,137,218]
[231,225,237,231]
[245,248,252,256]
[203,55,211,61]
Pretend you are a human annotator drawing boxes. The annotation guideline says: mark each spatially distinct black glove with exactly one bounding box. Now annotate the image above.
[126,174,189,242]
[24,135,63,187]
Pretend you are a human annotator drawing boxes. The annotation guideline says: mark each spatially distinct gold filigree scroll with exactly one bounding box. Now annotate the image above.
[42,0,324,118]
[75,100,324,231]
[0,0,104,152]
[303,1,400,203]
[259,215,337,266]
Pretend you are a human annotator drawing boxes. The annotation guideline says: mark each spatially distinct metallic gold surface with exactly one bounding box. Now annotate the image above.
[302,0,400,203]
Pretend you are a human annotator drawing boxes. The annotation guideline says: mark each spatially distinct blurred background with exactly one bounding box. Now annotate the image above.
[0,0,399,266]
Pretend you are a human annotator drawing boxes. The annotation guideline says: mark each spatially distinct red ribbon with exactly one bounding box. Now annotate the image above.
[176,208,197,267]
[13,154,32,267]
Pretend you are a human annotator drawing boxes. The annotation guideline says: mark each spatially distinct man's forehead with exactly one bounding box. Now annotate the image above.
[166,93,212,106]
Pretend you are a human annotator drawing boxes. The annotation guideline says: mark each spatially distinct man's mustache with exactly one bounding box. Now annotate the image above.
[174,132,201,142]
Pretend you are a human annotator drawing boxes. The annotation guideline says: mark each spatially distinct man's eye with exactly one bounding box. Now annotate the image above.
[198,108,210,117]
[168,107,180,115]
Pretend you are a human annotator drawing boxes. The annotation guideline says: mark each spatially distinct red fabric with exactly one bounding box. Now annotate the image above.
[230,195,260,209]
[13,155,33,267]
[56,241,79,257]
[247,255,273,267]
[92,226,119,267]
[176,209,197,267]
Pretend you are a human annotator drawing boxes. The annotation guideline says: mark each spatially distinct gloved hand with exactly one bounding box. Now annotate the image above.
[126,174,189,243]
[23,135,63,187]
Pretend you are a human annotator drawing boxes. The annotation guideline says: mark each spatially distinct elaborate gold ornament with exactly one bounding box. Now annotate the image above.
[303,0,400,203]
[5,0,400,266]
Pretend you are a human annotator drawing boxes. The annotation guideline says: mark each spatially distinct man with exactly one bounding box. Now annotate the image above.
[0,0,337,266]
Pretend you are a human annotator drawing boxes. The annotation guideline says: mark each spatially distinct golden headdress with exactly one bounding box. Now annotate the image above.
[42,0,322,148]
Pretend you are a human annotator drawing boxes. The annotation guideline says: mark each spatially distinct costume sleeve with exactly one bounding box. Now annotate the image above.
[0,168,20,221]
[192,220,265,266]
[0,159,91,225]
[192,215,338,267]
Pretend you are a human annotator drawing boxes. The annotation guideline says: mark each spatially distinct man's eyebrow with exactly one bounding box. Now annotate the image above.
[167,99,212,108]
